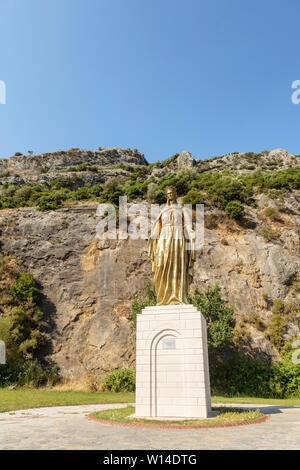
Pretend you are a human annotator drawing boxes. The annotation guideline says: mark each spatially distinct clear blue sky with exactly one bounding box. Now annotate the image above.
[0,0,299,163]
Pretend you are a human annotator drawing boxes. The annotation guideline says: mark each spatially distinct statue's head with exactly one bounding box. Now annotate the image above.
[165,186,177,203]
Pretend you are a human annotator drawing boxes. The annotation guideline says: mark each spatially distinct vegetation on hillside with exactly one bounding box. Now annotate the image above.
[0,152,299,212]
[0,256,59,387]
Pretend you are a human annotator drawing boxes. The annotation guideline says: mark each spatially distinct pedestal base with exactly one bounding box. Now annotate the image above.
[129,411,219,421]
[135,304,211,419]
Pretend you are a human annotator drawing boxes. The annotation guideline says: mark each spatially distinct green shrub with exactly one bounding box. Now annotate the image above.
[146,183,158,202]
[0,258,57,387]
[54,188,71,201]
[233,323,251,347]
[46,365,60,387]
[210,353,274,397]
[183,189,205,205]
[188,284,235,350]
[131,283,156,328]
[0,359,60,388]
[210,350,300,398]
[0,314,57,387]
[10,303,48,359]
[102,367,136,392]
[14,186,34,202]
[154,189,166,204]
[50,179,63,190]
[88,185,103,197]
[0,311,59,387]
[99,188,124,206]
[97,179,125,206]
[0,360,27,387]
[240,164,256,170]
[7,272,48,360]
[21,360,50,388]
[73,187,91,200]
[270,353,300,398]
[125,182,147,200]
[225,201,245,220]
[265,314,287,353]
[37,194,63,211]
[11,273,40,303]
[264,168,300,191]
[0,317,19,362]
[209,177,246,208]
[158,169,197,196]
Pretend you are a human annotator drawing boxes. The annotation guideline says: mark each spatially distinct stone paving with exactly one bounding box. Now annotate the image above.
[0,403,299,450]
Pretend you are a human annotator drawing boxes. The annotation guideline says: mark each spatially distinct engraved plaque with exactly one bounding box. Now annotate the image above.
[162,339,176,350]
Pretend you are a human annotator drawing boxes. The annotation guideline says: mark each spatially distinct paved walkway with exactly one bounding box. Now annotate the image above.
[0,403,299,450]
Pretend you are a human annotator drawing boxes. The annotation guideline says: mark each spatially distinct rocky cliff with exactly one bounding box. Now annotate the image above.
[0,147,147,172]
[0,147,299,381]
[0,147,147,189]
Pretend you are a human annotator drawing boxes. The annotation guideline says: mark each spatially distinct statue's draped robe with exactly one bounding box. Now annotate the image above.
[148,203,195,305]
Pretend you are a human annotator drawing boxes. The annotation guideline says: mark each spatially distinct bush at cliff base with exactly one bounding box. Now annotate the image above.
[210,351,300,399]
[102,367,136,392]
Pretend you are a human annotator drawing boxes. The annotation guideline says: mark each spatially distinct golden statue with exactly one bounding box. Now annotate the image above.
[148,186,195,305]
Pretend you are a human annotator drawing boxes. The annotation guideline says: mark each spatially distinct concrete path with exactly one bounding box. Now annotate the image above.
[0,403,299,450]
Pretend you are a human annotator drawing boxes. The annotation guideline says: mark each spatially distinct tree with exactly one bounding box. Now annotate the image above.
[188,284,235,350]
[225,200,245,220]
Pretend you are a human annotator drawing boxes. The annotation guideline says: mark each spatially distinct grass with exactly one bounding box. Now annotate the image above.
[91,405,263,427]
[212,396,300,406]
[0,389,134,413]
[0,389,299,413]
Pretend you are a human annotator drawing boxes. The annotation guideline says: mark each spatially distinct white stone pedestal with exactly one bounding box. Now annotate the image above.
[135,304,211,419]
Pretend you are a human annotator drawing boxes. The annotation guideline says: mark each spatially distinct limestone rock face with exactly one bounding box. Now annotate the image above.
[268,148,295,165]
[0,192,299,379]
[0,147,147,173]
[0,204,151,379]
[194,148,299,172]
[177,151,195,169]
[1,168,130,190]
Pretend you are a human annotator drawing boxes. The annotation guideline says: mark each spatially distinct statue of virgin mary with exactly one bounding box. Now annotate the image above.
[148,186,195,305]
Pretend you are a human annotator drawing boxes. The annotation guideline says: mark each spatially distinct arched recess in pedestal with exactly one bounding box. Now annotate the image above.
[149,329,182,417]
